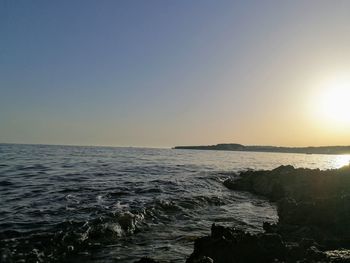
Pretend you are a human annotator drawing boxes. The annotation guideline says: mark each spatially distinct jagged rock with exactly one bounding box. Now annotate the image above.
[187,224,286,263]
[187,165,350,263]
[224,165,350,243]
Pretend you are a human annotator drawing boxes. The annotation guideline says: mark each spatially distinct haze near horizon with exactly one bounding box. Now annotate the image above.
[1,1,350,148]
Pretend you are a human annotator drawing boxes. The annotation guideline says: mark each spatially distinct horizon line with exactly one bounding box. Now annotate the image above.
[1,141,350,149]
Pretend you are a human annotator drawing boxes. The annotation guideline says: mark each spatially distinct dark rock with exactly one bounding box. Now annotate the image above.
[263,222,278,233]
[117,211,137,232]
[272,165,295,174]
[192,256,214,263]
[187,165,350,263]
[224,165,350,244]
[134,257,160,263]
[223,178,236,190]
[299,238,319,250]
[145,165,350,263]
[306,246,328,262]
[187,224,286,263]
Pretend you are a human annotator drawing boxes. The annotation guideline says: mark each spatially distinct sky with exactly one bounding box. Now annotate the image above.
[1,0,350,147]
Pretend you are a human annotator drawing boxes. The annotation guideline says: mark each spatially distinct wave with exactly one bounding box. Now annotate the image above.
[0,187,236,263]
[0,209,147,263]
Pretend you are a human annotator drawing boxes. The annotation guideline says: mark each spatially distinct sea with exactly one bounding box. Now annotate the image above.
[1,144,349,263]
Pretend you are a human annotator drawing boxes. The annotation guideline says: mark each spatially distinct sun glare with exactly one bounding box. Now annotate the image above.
[334,155,350,168]
[313,75,350,127]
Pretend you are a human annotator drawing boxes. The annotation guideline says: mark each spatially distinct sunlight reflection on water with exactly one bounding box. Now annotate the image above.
[334,155,350,168]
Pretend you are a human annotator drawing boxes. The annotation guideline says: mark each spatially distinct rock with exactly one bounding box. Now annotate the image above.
[223,165,350,244]
[187,224,286,263]
[223,178,236,190]
[306,246,328,262]
[263,222,278,233]
[134,257,160,263]
[187,165,350,262]
[144,165,350,262]
[192,256,213,263]
[117,211,136,232]
[272,165,295,175]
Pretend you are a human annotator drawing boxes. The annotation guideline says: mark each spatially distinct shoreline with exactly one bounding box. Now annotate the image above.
[174,144,350,155]
[139,164,350,263]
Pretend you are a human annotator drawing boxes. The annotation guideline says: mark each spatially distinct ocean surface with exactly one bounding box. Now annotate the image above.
[1,144,349,263]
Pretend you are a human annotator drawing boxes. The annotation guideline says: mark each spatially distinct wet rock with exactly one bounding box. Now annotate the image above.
[187,224,286,263]
[134,257,160,263]
[186,165,350,263]
[222,178,236,190]
[117,211,137,232]
[263,222,278,233]
[148,165,350,262]
[224,165,350,243]
[187,223,336,263]
[192,256,214,263]
[306,246,328,262]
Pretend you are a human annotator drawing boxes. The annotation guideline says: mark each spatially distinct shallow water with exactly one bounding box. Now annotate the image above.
[0,144,349,262]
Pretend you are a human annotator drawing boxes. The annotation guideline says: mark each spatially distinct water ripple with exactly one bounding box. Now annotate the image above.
[0,143,345,262]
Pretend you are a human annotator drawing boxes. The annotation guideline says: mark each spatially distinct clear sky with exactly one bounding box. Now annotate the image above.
[1,0,350,147]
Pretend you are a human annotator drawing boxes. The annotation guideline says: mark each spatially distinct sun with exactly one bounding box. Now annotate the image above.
[313,75,350,127]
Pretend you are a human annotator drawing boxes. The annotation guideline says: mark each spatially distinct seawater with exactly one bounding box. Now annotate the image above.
[0,144,349,262]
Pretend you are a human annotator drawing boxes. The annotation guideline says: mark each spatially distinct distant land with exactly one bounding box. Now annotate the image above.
[174,143,350,155]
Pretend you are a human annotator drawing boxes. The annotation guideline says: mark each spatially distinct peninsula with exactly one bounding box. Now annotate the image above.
[174,143,350,155]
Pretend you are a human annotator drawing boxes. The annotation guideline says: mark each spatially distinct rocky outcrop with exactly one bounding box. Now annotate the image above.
[187,165,350,263]
[224,165,350,243]
[186,223,333,263]
[224,165,350,201]
[187,224,286,263]
[135,165,350,263]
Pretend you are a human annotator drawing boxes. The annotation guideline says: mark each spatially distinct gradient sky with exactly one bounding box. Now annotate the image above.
[1,0,350,147]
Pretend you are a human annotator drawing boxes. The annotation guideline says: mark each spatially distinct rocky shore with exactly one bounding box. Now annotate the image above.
[189,165,350,263]
[138,164,350,263]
